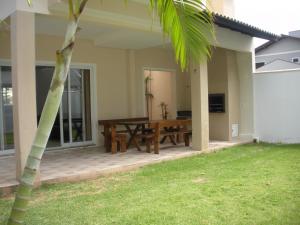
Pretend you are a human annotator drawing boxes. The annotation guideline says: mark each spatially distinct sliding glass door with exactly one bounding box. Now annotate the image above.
[36,66,93,149]
[0,64,93,154]
[0,66,14,154]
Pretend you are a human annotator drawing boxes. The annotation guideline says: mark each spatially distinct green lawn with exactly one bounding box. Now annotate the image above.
[1,143,300,225]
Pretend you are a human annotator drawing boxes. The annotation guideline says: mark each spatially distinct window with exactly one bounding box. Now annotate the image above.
[292,58,299,63]
[256,62,265,69]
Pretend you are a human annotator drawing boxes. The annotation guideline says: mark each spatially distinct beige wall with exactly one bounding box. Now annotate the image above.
[208,48,230,140]
[175,70,191,111]
[144,70,177,120]
[227,50,240,140]
[0,32,247,145]
[133,47,185,116]
[0,32,130,120]
[207,47,240,141]
[0,31,185,145]
[0,32,183,119]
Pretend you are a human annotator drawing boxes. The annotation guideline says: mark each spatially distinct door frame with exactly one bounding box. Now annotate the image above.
[0,59,98,154]
[36,61,98,150]
[141,67,177,119]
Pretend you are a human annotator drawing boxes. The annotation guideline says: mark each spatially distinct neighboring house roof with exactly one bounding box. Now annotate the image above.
[255,35,300,53]
[256,59,300,72]
[212,13,279,41]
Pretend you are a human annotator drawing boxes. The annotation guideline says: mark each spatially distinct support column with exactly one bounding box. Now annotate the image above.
[191,60,209,151]
[11,11,37,180]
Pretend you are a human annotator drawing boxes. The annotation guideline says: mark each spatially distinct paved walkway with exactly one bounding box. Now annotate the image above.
[0,138,251,194]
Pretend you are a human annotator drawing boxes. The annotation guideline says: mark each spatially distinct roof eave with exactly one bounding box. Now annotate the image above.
[212,13,279,41]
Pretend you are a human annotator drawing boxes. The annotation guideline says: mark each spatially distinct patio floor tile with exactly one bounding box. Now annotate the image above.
[0,138,251,193]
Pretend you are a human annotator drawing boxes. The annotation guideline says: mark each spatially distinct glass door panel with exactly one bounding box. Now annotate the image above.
[0,64,93,154]
[36,66,93,149]
[70,69,83,143]
[0,66,14,152]
[62,77,70,144]
[36,66,61,148]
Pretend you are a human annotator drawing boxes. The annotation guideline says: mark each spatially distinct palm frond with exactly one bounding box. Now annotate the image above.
[149,0,214,70]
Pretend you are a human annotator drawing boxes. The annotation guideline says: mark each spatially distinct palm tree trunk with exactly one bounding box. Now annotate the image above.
[7,1,88,224]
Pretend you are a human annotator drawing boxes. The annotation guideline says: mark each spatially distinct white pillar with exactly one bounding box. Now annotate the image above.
[11,11,37,179]
[191,61,209,151]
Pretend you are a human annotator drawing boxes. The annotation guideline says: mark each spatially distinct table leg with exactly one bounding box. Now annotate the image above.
[160,127,177,145]
[177,126,183,143]
[168,134,177,145]
[160,136,167,144]
[126,124,142,151]
[153,122,160,154]
[104,125,110,152]
[111,126,117,154]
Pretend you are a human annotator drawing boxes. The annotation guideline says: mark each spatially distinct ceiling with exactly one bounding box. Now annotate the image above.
[35,1,167,50]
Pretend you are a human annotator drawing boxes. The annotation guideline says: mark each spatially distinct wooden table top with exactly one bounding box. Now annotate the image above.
[152,119,192,126]
[117,119,191,125]
[116,120,151,126]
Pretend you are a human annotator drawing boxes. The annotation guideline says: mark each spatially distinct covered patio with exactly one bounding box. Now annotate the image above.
[0,138,251,196]
[0,0,278,192]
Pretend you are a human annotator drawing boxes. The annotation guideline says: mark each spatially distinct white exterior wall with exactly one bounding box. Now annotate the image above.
[254,70,300,143]
[236,52,254,138]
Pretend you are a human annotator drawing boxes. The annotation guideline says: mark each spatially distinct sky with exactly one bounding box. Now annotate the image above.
[234,0,300,46]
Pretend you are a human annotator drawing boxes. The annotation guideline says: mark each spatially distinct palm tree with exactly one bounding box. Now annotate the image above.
[7,0,214,224]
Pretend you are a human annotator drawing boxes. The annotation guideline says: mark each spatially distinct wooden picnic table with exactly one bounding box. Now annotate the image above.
[113,119,192,154]
[98,117,149,153]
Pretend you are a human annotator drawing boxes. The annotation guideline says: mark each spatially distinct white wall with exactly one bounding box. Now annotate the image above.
[213,26,254,53]
[254,70,300,143]
[237,52,254,138]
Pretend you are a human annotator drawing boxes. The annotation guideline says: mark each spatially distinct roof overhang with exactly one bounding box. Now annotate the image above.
[213,13,280,41]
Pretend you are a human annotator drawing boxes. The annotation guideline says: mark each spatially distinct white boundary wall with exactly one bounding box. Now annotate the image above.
[254,69,300,143]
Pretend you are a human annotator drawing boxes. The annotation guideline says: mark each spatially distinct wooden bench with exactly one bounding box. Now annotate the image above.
[111,129,127,154]
[183,130,192,146]
[99,117,149,153]
[136,133,155,153]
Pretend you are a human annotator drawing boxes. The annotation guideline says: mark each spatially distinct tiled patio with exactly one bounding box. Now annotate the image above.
[0,138,251,195]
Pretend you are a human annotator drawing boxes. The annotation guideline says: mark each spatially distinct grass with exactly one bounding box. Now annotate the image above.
[1,143,300,225]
